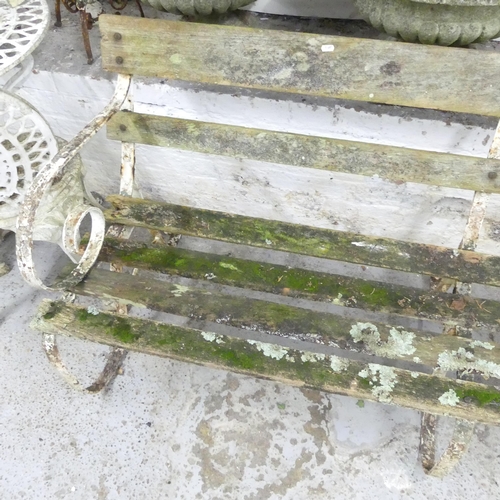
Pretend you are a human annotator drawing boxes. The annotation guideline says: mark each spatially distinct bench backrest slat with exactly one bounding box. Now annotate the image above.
[108,111,500,193]
[100,15,500,117]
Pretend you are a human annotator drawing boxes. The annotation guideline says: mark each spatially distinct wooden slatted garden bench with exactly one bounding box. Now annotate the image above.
[17,14,500,476]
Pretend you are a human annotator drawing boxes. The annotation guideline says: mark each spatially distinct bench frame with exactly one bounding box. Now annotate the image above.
[19,14,500,477]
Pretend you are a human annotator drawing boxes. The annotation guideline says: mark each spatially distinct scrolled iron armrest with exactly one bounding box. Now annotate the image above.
[16,74,132,290]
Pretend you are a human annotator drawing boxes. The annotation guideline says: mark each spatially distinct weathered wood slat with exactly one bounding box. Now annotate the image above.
[98,237,500,330]
[107,112,500,193]
[100,15,500,117]
[32,300,500,425]
[105,196,500,287]
[74,267,500,368]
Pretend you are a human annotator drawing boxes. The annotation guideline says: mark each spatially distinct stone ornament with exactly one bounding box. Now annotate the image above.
[141,0,255,15]
[355,0,500,45]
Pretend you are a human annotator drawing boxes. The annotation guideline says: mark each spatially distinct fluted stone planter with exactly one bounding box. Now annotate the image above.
[141,0,255,15]
[354,0,500,45]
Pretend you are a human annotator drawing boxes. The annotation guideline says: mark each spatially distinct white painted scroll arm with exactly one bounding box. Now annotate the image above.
[16,74,132,291]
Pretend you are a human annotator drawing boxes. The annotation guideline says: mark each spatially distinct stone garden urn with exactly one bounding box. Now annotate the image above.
[354,0,500,45]
[141,0,254,15]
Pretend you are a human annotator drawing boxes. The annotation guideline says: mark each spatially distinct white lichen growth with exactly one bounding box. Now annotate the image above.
[332,293,343,305]
[172,284,190,297]
[438,389,460,407]
[470,340,494,350]
[330,356,350,373]
[410,372,419,378]
[247,340,288,360]
[201,331,224,344]
[350,322,416,357]
[358,364,397,403]
[437,347,500,379]
[285,355,296,363]
[300,352,326,363]
[204,273,216,280]
[87,305,99,316]
[219,262,240,272]
[413,357,422,363]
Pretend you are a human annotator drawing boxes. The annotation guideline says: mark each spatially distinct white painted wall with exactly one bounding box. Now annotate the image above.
[19,69,500,253]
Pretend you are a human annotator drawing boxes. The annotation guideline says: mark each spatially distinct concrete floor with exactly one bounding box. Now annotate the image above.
[2,236,500,499]
[3,1,500,498]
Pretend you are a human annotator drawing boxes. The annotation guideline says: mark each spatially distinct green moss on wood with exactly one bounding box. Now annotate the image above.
[104,196,500,287]
[96,237,500,329]
[33,300,500,425]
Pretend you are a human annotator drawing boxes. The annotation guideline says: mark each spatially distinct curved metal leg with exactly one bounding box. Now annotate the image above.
[43,333,127,392]
[419,412,475,478]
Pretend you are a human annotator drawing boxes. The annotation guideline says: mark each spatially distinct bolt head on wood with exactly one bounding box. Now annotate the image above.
[113,32,122,41]
[488,171,498,180]
[119,124,127,132]
[116,56,124,65]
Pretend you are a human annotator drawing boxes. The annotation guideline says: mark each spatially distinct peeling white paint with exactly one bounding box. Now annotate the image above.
[470,341,494,350]
[172,284,190,297]
[330,356,350,373]
[300,352,326,363]
[439,389,460,407]
[247,340,288,360]
[358,364,397,403]
[438,347,500,379]
[350,322,416,357]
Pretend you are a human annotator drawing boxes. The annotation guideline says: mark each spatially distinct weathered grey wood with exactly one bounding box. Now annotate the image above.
[73,267,500,368]
[98,237,500,330]
[105,196,500,287]
[32,300,500,425]
[100,15,500,117]
[108,112,500,193]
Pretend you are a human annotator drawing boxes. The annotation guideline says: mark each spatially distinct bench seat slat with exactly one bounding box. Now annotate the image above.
[99,237,500,331]
[108,112,500,193]
[74,267,500,368]
[32,300,500,425]
[105,196,500,287]
[100,15,500,116]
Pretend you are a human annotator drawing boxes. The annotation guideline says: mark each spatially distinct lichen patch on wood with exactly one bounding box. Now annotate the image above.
[31,300,500,424]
